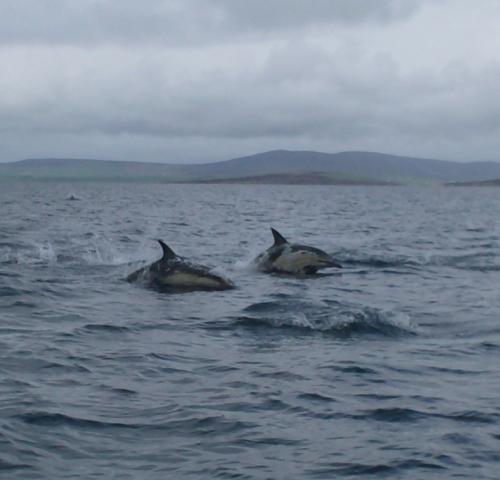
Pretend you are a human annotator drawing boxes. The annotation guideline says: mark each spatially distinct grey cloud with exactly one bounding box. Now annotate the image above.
[214,0,420,30]
[2,39,500,148]
[1,0,500,164]
[1,0,421,46]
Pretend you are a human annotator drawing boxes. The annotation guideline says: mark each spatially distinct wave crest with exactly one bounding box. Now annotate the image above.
[237,299,414,336]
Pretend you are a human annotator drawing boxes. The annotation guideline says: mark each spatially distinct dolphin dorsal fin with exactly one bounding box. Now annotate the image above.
[271,228,288,246]
[158,239,176,260]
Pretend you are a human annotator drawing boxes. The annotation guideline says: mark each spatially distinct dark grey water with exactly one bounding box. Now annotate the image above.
[1,182,499,479]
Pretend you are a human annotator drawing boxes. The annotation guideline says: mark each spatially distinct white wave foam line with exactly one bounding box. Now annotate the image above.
[255,306,415,334]
[366,308,414,331]
[262,311,315,329]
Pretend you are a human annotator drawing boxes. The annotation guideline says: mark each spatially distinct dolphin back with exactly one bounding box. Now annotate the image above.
[127,240,234,292]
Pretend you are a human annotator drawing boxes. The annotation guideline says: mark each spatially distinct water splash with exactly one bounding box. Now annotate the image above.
[35,243,57,264]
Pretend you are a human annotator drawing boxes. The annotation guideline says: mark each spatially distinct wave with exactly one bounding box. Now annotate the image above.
[359,407,499,425]
[78,323,131,334]
[17,412,140,429]
[300,406,499,426]
[338,253,421,269]
[306,459,446,477]
[235,298,414,336]
[335,248,500,272]
[0,459,34,472]
[297,392,337,403]
[16,411,255,436]
[0,286,31,297]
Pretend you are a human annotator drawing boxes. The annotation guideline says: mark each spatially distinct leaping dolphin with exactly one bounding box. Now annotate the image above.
[127,240,234,292]
[254,228,342,275]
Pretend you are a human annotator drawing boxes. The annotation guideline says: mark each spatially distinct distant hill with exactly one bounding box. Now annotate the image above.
[0,158,191,182]
[190,172,397,185]
[195,150,500,183]
[447,179,500,187]
[1,150,500,184]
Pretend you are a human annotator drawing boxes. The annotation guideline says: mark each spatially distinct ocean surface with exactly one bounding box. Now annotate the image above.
[1,182,499,479]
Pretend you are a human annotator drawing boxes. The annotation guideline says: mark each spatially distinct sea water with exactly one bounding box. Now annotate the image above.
[1,182,499,479]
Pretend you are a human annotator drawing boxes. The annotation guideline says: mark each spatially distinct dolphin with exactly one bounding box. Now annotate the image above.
[127,240,234,292]
[254,228,342,275]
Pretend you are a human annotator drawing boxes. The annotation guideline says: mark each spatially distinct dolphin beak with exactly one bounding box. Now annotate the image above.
[325,257,342,269]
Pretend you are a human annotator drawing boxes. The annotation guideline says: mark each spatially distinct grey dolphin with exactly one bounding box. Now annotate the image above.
[127,240,234,292]
[254,228,342,275]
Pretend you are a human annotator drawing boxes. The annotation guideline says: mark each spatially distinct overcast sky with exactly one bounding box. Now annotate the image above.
[1,0,500,163]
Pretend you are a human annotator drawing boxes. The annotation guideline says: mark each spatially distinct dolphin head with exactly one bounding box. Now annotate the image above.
[312,248,342,269]
[292,245,342,272]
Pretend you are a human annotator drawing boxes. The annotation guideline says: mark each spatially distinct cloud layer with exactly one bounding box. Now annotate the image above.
[1,0,419,45]
[1,0,500,163]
